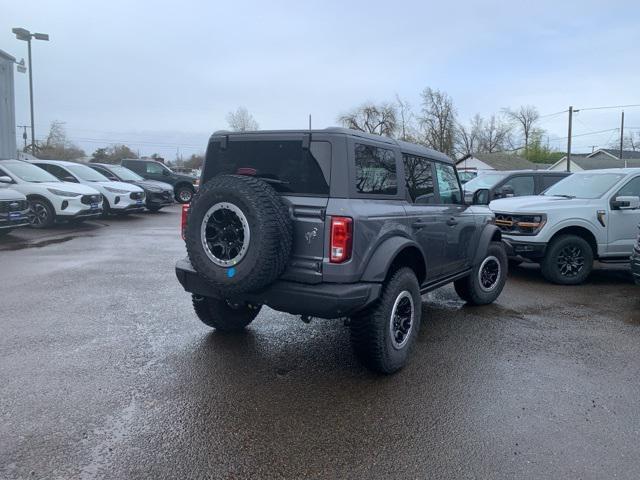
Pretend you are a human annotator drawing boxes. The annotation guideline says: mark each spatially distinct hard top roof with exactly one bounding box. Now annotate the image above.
[211,127,453,164]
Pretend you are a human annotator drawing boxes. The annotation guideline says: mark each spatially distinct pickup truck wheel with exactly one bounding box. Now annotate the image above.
[192,294,262,332]
[454,241,508,305]
[350,268,422,374]
[185,175,293,296]
[176,186,194,204]
[541,235,593,285]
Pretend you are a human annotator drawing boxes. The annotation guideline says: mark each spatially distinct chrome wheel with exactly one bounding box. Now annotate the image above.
[557,245,585,277]
[178,189,193,203]
[27,202,49,226]
[478,255,501,292]
[200,202,250,267]
[389,291,414,350]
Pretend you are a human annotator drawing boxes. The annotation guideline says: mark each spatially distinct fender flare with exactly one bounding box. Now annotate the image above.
[361,236,426,283]
[473,224,502,266]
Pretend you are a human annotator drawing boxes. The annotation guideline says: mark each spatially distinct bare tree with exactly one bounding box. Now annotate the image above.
[226,107,259,132]
[503,105,540,152]
[418,87,457,156]
[456,114,483,157]
[395,95,417,141]
[338,102,397,136]
[36,121,86,160]
[476,114,512,153]
[609,132,640,152]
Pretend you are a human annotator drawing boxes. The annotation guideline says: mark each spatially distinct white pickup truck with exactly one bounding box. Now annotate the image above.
[490,168,640,284]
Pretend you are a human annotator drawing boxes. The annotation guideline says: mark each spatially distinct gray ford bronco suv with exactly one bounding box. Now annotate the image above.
[176,128,507,373]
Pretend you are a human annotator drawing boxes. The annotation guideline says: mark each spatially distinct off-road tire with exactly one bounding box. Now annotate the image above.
[455,241,508,305]
[540,234,593,285]
[350,268,422,374]
[192,295,261,332]
[27,198,55,228]
[185,175,293,296]
[176,185,194,204]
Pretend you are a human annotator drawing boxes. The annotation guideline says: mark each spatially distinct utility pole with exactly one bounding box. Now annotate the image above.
[17,125,29,151]
[566,106,573,172]
[620,110,625,167]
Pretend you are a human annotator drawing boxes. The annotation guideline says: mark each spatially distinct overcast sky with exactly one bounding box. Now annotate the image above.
[2,0,640,159]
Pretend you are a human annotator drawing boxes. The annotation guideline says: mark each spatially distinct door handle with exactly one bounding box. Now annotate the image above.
[446,217,458,226]
[412,220,430,229]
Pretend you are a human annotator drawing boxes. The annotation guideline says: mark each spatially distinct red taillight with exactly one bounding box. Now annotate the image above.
[181,203,190,240]
[330,216,353,263]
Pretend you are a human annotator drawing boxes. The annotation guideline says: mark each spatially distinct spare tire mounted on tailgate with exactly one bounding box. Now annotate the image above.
[185,174,293,295]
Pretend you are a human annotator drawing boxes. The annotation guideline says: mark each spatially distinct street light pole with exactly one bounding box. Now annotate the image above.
[12,27,49,155]
[27,38,35,154]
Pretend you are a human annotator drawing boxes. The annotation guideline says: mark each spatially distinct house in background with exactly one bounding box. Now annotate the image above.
[456,152,547,173]
[549,148,640,171]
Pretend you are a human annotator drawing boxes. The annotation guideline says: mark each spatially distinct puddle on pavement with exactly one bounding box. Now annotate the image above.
[0,234,94,251]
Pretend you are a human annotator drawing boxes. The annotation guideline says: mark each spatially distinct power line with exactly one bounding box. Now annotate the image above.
[577,103,640,112]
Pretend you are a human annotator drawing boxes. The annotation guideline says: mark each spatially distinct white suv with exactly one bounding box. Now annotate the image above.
[490,168,640,284]
[0,159,103,228]
[31,160,145,215]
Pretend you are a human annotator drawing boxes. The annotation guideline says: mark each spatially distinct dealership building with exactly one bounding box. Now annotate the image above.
[0,49,17,160]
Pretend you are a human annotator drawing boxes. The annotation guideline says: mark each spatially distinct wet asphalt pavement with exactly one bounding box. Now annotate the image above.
[1,205,639,479]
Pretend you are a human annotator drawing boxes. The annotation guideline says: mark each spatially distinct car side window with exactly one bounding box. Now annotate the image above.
[96,168,117,180]
[146,162,165,175]
[542,175,562,190]
[616,176,640,197]
[47,164,73,181]
[403,154,435,204]
[354,143,397,195]
[434,163,462,204]
[506,176,535,196]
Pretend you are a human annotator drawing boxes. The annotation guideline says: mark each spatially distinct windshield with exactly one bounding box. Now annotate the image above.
[464,172,509,191]
[543,173,625,199]
[3,161,60,183]
[108,165,144,181]
[66,164,110,182]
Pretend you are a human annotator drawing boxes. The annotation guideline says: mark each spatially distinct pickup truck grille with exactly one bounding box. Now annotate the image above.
[0,199,28,213]
[81,194,102,205]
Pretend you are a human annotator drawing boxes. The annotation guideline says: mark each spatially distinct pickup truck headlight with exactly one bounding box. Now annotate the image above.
[494,213,547,236]
[47,188,81,197]
[104,186,130,194]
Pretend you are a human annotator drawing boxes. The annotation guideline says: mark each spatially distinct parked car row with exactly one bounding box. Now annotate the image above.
[0,159,183,232]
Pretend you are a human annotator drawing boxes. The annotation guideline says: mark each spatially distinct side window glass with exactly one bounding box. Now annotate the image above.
[355,143,397,195]
[542,176,562,190]
[146,163,164,175]
[98,168,117,180]
[617,176,640,197]
[507,176,535,196]
[435,163,461,204]
[403,154,435,204]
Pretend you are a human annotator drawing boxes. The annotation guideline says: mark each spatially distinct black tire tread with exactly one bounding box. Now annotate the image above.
[192,295,261,332]
[540,234,593,285]
[454,241,508,305]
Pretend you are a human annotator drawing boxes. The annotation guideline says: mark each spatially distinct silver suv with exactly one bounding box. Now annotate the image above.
[176,128,508,373]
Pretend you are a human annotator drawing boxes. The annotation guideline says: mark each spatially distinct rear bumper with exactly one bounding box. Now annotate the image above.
[631,249,640,285]
[502,238,547,260]
[175,258,381,319]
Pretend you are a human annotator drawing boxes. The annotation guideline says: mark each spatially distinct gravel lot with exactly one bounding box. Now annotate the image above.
[1,205,639,479]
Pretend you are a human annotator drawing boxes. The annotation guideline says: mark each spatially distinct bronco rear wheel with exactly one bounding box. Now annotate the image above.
[185,175,293,296]
[192,295,261,332]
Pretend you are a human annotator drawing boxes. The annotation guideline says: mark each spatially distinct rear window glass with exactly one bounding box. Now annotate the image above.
[355,144,397,195]
[208,140,330,195]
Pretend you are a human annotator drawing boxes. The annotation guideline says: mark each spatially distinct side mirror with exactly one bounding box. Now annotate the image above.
[0,175,13,184]
[63,175,78,183]
[472,188,490,205]
[499,185,515,198]
[612,195,640,210]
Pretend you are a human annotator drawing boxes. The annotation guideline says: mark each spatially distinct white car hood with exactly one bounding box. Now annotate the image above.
[490,195,592,213]
[92,181,143,192]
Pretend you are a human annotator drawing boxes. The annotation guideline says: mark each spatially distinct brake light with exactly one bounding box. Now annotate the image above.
[330,216,353,263]
[181,203,190,240]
